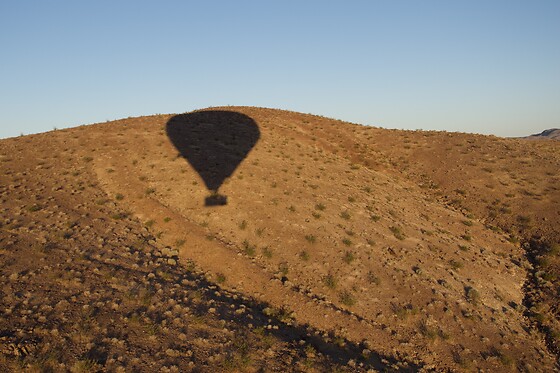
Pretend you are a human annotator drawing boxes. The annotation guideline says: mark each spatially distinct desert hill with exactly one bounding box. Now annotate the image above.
[524,128,560,141]
[1,106,558,371]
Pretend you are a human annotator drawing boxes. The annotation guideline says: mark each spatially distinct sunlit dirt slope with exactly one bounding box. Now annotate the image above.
[1,106,558,371]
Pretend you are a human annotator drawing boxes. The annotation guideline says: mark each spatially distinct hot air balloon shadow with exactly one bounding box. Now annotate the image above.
[166,110,260,206]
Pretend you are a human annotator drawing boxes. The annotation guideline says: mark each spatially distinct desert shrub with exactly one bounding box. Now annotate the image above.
[343,251,355,264]
[262,246,273,258]
[279,262,289,276]
[111,211,131,220]
[340,211,351,220]
[339,290,356,306]
[342,238,352,246]
[465,286,480,305]
[242,240,255,257]
[27,204,42,212]
[323,274,337,289]
[391,303,417,319]
[547,243,560,256]
[449,259,463,270]
[517,215,531,225]
[367,271,380,285]
[389,226,405,240]
[305,235,316,244]
[216,273,226,284]
[299,250,310,261]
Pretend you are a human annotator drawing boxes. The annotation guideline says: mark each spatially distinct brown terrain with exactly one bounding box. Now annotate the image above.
[1,106,559,372]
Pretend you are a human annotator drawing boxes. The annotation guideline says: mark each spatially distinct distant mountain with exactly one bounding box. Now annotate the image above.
[524,128,560,140]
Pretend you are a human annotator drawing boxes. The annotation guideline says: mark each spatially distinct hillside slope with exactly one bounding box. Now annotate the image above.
[1,107,558,371]
[524,128,560,140]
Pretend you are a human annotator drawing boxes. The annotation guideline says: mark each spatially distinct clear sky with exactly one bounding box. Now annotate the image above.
[1,1,559,139]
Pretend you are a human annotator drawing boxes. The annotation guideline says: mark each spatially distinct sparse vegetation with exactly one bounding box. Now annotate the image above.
[262,246,273,258]
[299,250,310,261]
[1,106,558,371]
[367,271,380,285]
[278,262,289,276]
[340,211,351,220]
[449,259,463,270]
[216,272,226,284]
[323,274,337,289]
[304,234,316,244]
[465,286,480,305]
[239,220,247,230]
[242,240,256,257]
[339,290,356,306]
[389,226,406,240]
[343,251,355,264]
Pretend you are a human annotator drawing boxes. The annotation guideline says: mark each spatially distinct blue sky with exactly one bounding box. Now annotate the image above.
[1,1,559,139]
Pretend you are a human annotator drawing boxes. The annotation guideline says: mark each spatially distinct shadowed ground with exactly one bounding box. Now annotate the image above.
[166,110,260,205]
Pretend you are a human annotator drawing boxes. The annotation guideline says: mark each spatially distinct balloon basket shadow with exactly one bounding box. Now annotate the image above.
[205,193,227,206]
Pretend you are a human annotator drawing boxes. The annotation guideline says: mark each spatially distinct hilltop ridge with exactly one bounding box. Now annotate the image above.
[524,128,560,140]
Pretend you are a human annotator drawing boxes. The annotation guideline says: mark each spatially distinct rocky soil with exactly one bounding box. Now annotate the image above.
[1,106,558,371]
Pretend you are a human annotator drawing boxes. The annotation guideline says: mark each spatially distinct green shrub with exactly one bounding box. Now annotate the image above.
[389,226,405,240]
[323,274,337,289]
[216,273,226,284]
[299,250,310,261]
[465,286,480,305]
[343,251,355,264]
[279,262,289,276]
[242,240,255,257]
[262,246,273,258]
[450,259,463,270]
[339,290,356,306]
[342,238,352,246]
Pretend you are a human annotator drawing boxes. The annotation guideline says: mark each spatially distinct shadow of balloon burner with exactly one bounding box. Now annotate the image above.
[166,110,260,206]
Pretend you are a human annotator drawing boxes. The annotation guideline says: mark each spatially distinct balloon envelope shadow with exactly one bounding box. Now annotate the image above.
[166,111,260,206]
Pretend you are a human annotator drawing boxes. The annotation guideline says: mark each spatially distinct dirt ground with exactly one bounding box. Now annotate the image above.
[1,106,558,371]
